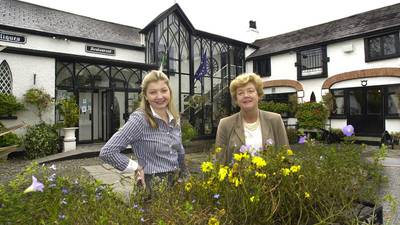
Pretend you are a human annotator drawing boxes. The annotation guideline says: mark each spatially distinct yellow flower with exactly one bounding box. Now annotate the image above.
[287,149,294,156]
[233,153,250,161]
[281,168,290,176]
[185,182,192,192]
[252,156,267,168]
[208,217,220,225]
[218,166,228,181]
[230,177,242,187]
[255,172,267,179]
[281,156,286,161]
[201,161,214,173]
[215,147,222,153]
[305,192,311,199]
[250,196,255,202]
[290,165,301,173]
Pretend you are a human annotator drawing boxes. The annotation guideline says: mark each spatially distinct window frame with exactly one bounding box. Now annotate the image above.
[364,32,400,62]
[252,56,271,77]
[296,46,328,80]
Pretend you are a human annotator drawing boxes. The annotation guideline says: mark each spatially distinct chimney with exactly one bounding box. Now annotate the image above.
[246,20,259,43]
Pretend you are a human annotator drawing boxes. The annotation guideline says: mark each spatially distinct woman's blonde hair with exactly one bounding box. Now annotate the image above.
[139,70,179,128]
[229,73,264,102]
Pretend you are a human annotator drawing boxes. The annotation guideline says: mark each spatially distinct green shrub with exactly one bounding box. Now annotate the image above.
[295,102,328,129]
[181,120,198,145]
[0,122,22,147]
[259,101,289,115]
[24,123,59,159]
[0,93,24,117]
[24,88,53,121]
[57,96,80,127]
[0,162,143,224]
[0,144,386,224]
[285,127,298,144]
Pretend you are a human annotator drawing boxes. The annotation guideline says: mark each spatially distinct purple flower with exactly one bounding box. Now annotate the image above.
[48,173,56,182]
[59,214,65,220]
[24,176,44,193]
[239,145,251,153]
[61,198,67,205]
[266,138,274,145]
[49,183,57,188]
[213,194,220,199]
[342,125,354,137]
[298,136,307,144]
[140,217,145,223]
[133,204,139,209]
[61,188,68,195]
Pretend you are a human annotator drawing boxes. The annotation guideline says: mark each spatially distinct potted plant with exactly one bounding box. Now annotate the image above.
[0,93,25,119]
[57,96,80,151]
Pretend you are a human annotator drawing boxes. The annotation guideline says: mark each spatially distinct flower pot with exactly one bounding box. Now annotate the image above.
[63,127,78,152]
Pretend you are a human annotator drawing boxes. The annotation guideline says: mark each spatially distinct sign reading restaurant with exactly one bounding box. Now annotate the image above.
[0,31,26,44]
[85,45,115,56]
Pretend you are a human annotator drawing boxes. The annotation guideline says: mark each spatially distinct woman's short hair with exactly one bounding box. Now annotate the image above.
[139,70,179,128]
[229,73,264,102]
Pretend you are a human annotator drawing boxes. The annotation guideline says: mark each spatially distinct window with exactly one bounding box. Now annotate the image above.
[365,32,400,62]
[253,57,271,77]
[331,89,345,116]
[296,46,328,80]
[387,86,400,116]
[0,60,12,94]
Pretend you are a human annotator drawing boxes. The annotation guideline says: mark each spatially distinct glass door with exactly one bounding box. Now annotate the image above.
[78,91,93,142]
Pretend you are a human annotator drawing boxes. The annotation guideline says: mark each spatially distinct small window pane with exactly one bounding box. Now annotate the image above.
[369,38,381,58]
[388,86,400,115]
[383,34,396,55]
[367,89,381,115]
[349,90,363,115]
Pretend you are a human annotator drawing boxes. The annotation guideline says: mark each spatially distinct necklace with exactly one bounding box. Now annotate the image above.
[243,118,260,132]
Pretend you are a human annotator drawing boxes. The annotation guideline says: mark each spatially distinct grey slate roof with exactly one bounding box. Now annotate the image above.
[0,0,142,47]
[248,3,400,59]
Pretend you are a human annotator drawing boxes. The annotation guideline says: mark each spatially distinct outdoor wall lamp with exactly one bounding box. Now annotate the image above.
[33,73,37,85]
[361,80,368,87]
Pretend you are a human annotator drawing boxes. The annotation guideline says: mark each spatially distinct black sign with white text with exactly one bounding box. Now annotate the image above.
[85,45,115,56]
[0,31,26,44]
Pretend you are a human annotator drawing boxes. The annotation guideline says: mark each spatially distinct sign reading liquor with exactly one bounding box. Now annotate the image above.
[85,45,115,56]
[0,31,26,44]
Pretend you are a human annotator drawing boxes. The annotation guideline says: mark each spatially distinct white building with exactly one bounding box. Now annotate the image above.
[246,3,400,136]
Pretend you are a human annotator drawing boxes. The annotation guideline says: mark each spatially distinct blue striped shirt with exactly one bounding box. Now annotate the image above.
[99,109,185,175]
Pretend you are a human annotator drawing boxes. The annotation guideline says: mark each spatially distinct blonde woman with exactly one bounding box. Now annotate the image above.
[100,70,186,191]
[215,73,289,164]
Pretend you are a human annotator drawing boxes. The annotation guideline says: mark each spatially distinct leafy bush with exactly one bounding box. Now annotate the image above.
[0,93,24,117]
[295,102,328,129]
[285,127,298,144]
[0,143,386,224]
[259,101,289,115]
[24,123,59,159]
[0,162,143,224]
[140,144,384,224]
[57,96,80,127]
[181,120,198,145]
[0,122,22,147]
[24,88,53,121]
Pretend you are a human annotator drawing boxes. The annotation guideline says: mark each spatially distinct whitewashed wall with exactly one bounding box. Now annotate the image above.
[0,29,145,63]
[0,52,55,134]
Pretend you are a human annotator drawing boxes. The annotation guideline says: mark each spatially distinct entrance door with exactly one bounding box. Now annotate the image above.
[347,87,384,136]
[78,91,93,142]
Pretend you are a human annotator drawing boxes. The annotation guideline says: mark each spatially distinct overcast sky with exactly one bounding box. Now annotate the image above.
[21,0,400,42]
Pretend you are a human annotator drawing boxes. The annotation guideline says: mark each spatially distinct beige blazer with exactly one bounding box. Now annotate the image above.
[215,110,289,164]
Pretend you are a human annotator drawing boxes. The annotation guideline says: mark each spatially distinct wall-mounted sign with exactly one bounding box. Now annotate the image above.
[0,31,26,44]
[85,45,115,56]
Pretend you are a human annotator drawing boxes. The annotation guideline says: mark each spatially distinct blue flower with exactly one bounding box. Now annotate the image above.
[342,125,354,137]
[213,194,220,199]
[62,188,68,195]
[298,136,307,144]
[24,176,44,193]
[49,164,57,170]
[58,214,65,220]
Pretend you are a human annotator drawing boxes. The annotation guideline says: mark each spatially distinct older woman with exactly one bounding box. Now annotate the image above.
[215,73,289,164]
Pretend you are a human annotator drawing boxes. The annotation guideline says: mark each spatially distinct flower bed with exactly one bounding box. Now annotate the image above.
[0,142,386,224]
